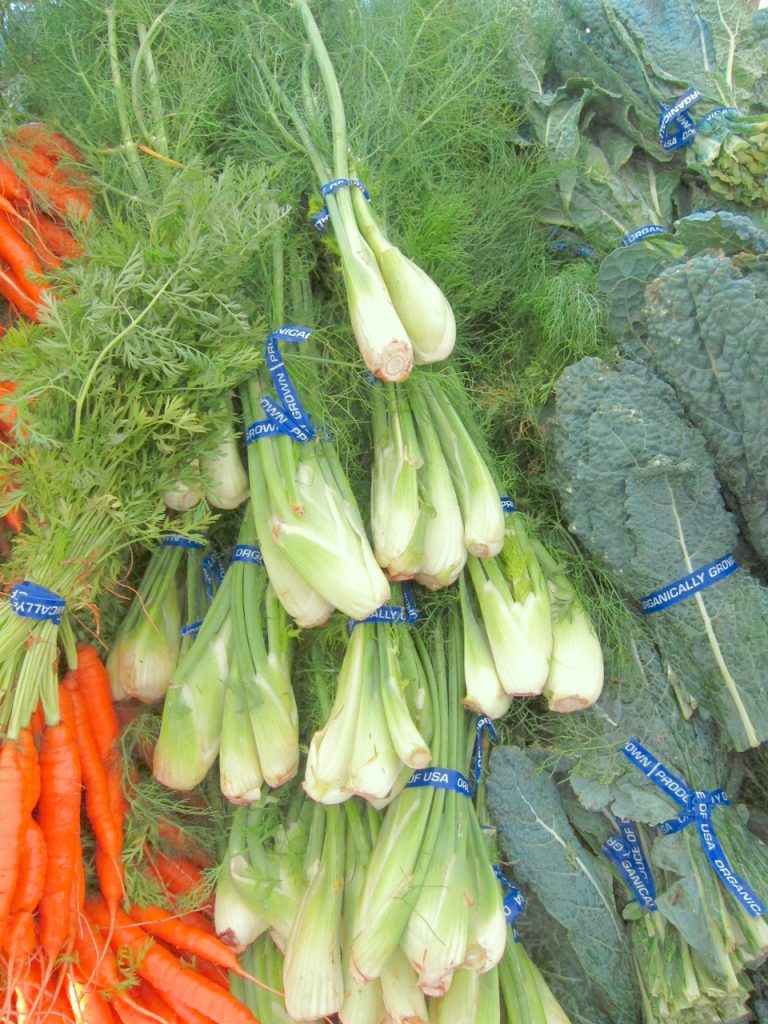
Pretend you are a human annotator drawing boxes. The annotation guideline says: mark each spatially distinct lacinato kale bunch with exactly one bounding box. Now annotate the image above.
[598,211,768,564]
[544,633,768,1023]
[548,356,768,752]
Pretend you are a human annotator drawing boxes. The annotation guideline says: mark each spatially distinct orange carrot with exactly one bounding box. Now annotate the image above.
[127,905,245,978]
[0,739,27,945]
[176,910,215,936]
[0,381,17,433]
[15,727,40,816]
[131,980,183,1024]
[9,819,47,916]
[2,908,36,964]
[0,212,45,303]
[147,854,207,899]
[0,262,41,320]
[73,915,123,995]
[156,820,211,870]
[185,956,229,991]
[0,160,29,204]
[112,999,164,1024]
[3,505,23,533]
[69,980,118,1024]
[38,690,82,966]
[15,124,85,165]
[23,206,81,262]
[25,170,92,221]
[88,901,259,1024]
[66,682,123,913]
[74,644,124,845]
[74,645,120,759]
[159,986,219,1024]
[29,701,45,739]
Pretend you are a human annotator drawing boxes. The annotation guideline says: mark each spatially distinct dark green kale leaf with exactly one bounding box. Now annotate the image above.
[488,745,641,1023]
[549,357,768,751]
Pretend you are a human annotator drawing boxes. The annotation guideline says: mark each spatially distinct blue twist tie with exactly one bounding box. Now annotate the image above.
[640,553,738,614]
[311,209,331,234]
[313,179,371,235]
[162,533,204,549]
[546,229,599,262]
[658,87,702,150]
[621,225,668,247]
[469,716,498,797]
[500,496,517,514]
[319,177,371,201]
[232,544,264,565]
[697,106,740,130]
[602,818,657,911]
[180,620,203,639]
[9,581,66,625]
[246,325,316,445]
[405,767,472,797]
[492,864,526,928]
[623,739,765,917]
[202,554,225,598]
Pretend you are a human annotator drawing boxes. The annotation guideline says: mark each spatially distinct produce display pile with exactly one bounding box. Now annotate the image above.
[2,1,768,1022]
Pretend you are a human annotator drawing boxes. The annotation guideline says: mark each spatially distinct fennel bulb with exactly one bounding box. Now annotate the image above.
[351,188,456,366]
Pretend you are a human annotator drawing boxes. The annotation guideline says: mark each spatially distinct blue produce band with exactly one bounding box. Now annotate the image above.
[500,496,517,514]
[232,544,264,565]
[180,620,203,639]
[617,817,656,899]
[348,585,420,633]
[259,395,315,443]
[245,417,283,443]
[314,179,371,235]
[621,225,668,247]
[659,87,701,150]
[602,826,657,911]
[469,715,499,797]
[202,554,225,597]
[248,326,316,443]
[162,533,204,549]
[548,227,602,260]
[9,581,66,624]
[492,864,526,925]
[311,208,331,234]
[697,106,740,130]
[319,177,371,201]
[405,767,472,797]
[623,738,765,917]
[402,582,419,623]
[640,553,738,614]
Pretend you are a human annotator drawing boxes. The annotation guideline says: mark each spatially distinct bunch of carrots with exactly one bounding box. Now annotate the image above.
[1,644,265,1023]
[0,122,89,538]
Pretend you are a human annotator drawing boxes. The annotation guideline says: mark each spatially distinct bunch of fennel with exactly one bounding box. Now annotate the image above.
[153,509,298,798]
[460,514,603,718]
[349,612,507,1000]
[107,511,213,704]
[248,0,455,381]
[238,230,389,626]
[371,372,505,588]
[303,586,432,806]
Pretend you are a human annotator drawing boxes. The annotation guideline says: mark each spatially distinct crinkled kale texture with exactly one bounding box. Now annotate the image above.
[487,744,641,1024]
[546,633,729,825]
[549,356,768,751]
[598,213,768,562]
